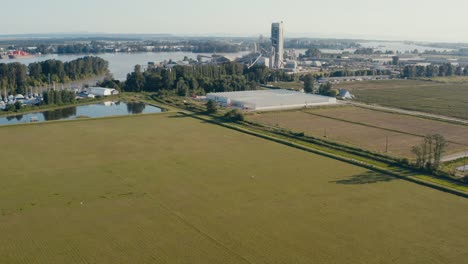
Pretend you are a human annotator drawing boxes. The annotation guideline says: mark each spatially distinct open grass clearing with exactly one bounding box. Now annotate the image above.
[268,81,303,90]
[0,114,467,263]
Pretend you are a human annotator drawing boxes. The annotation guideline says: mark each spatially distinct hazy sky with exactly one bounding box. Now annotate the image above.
[2,0,468,42]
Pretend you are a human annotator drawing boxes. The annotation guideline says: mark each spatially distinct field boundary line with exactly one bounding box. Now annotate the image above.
[182,112,468,198]
[301,110,468,147]
[348,102,468,126]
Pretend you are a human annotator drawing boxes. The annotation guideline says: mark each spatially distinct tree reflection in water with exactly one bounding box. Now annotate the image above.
[126,102,146,114]
[43,107,77,121]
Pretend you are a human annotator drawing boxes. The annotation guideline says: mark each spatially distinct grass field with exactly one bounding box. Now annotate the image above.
[338,79,468,119]
[0,114,467,263]
[249,107,468,158]
[269,81,304,90]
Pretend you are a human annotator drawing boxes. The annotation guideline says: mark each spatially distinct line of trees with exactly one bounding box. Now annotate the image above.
[402,63,468,78]
[329,69,392,77]
[411,134,448,171]
[42,90,76,105]
[0,56,108,95]
[123,63,293,95]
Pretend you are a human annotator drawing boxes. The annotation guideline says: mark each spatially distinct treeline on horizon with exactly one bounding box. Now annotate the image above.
[122,63,295,96]
[402,63,468,78]
[0,56,108,95]
[4,40,247,55]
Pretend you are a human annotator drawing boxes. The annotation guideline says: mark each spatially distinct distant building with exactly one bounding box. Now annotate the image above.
[87,87,119,96]
[338,89,355,100]
[257,57,270,67]
[285,60,298,70]
[206,89,336,111]
[271,22,284,69]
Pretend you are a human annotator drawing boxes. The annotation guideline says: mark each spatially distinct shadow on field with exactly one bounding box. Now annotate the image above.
[168,114,189,119]
[331,171,398,185]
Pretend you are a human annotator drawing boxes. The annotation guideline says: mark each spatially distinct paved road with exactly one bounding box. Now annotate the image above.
[442,152,468,163]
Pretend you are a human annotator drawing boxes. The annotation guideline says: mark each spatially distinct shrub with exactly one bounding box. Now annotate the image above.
[206,100,218,114]
[462,175,468,184]
[224,109,244,122]
[14,101,23,111]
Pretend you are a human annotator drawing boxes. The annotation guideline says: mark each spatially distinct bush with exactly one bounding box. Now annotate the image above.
[14,101,23,111]
[462,175,468,184]
[206,100,218,114]
[400,158,410,165]
[5,103,15,112]
[329,89,339,97]
[224,109,244,122]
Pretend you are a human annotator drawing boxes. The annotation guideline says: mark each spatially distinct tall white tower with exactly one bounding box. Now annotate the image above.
[271,22,284,69]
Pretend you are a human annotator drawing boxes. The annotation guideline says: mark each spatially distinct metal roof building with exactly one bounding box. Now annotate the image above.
[87,87,120,96]
[207,89,336,111]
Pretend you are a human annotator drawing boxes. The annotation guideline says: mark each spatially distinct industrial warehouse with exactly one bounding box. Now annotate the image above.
[206,89,337,111]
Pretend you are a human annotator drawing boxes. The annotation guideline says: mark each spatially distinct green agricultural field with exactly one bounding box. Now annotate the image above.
[0,114,467,263]
[269,81,303,90]
[339,79,468,119]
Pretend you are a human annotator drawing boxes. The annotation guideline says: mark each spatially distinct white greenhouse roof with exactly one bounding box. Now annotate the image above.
[207,89,336,111]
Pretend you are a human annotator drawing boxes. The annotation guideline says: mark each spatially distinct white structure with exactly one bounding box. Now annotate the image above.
[207,89,336,111]
[338,89,355,100]
[271,22,284,69]
[87,87,119,96]
[285,60,298,70]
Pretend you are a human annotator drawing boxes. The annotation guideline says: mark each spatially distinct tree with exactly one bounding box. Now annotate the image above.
[328,89,339,97]
[411,145,424,168]
[392,56,399,65]
[124,65,145,92]
[176,78,189,96]
[224,109,244,122]
[305,48,322,58]
[303,74,315,93]
[455,65,463,76]
[5,103,15,112]
[14,101,23,111]
[318,82,333,96]
[412,134,447,171]
[206,100,218,114]
[432,134,447,170]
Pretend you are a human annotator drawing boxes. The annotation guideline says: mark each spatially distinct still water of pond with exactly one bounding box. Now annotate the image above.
[0,101,162,126]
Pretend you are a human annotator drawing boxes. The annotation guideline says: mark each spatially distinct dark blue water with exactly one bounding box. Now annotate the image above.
[0,102,162,126]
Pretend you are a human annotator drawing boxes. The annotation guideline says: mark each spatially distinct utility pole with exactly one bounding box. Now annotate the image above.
[463,151,467,173]
[385,136,389,153]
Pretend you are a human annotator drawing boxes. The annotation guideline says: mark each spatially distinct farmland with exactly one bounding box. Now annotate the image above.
[249,106,468,158]
[0,114,467,263]
[338,79,468,119]
[268,81,303,90]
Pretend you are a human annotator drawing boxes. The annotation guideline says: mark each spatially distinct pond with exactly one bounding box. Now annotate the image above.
[0,101,162,126]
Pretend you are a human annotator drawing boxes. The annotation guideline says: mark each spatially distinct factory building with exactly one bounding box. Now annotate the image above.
[271,22,284,69]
